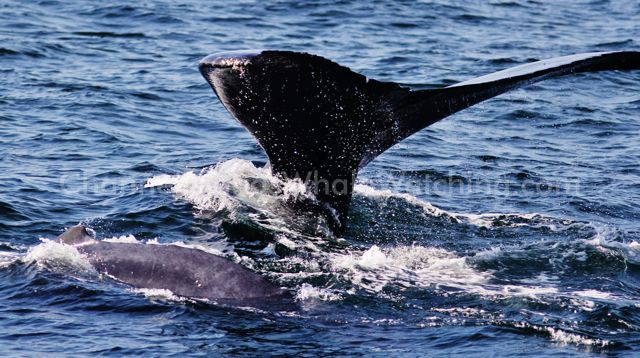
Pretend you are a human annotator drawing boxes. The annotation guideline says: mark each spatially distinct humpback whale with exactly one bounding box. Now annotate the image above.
[199,50,640,233]
[57,225,291,304]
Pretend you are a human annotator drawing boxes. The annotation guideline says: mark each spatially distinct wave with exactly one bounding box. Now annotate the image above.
[510,322,612,347]
[139,158,640,347]
[145,159,639,268]
[354,183,585,231]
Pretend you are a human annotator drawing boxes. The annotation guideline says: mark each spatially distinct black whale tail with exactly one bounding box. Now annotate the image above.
[199,50,640,233]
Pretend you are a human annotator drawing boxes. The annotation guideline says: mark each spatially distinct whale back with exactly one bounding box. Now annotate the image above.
[78,242,290,302]
[55,225,291,304]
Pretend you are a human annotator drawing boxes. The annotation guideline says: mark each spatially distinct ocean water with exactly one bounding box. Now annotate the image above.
[1,0,640,355]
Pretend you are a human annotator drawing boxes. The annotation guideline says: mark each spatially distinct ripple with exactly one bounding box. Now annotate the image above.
[476,155,500,162]
[0,201,28,221]
[0,47,19,56]
[71,31,146,38]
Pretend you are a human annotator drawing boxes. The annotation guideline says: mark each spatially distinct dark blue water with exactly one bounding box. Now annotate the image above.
[2,0,640,355]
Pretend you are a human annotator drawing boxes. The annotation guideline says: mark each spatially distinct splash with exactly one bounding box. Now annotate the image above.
[145,159,309,212]
[296,283,342,302]
[24,239,96,274]
[332,244,492,293]
[146,159,333,241]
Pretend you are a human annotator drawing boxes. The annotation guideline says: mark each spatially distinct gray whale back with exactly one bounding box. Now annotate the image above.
[57,226,290,303]
[78,242,288,301]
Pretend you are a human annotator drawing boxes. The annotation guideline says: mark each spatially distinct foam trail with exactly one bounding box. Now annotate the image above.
[147,161,587,237]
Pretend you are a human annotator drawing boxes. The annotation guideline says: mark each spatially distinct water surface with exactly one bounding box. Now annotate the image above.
[1,0,640,355]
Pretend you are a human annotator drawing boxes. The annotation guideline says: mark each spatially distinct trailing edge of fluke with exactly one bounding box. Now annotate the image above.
[199,50,640,234]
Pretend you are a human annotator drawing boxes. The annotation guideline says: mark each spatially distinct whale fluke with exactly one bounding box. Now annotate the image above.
[199,50,640,233]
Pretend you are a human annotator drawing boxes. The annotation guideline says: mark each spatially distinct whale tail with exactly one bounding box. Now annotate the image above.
[199,50,640,233]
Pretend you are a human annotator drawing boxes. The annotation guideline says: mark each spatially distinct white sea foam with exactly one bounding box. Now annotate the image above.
[146,159,333,242]
[573,290,612,300]
[145,159,310,214]
[0,251,21,268]
[330,244,605,302]
[148,162,585,233]
[296,283,342,301]
[102,234,140,244]
[566,290,614,312]
[532,326,611,347]
[277,236,297,250]
[545,327,609,347]
[585,225,640,265]
[169,240,230,258]
[130,287,186,302]
[501,285,559,296]
[101,232,233,260]
[432,307,487,317]
[471,247,502,261]
[24,239,95,274]
[513,322,611,347]
[0,242,24,268]
[332,244,492,293]
[356,245,388,269]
